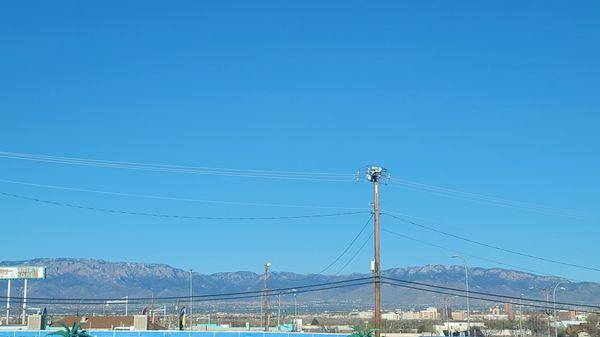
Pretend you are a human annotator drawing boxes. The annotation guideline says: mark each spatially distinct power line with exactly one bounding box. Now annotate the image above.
[0,151,356,182]
[0,178,367,211]
[12,281,376,306]
[381,227,580,282]
[0,191,369,221]
[389,178,594,221]
[383,212,600,273]
[11,278,598,314]
[381,276,600,309]
[336,229,374,275]
[4,151,592,217]
[0,276,372,304]
[4,273,599,313]
[316,214,373,275]
[183,281,375,304]
[0,151,354,176]
[381,281,599,314]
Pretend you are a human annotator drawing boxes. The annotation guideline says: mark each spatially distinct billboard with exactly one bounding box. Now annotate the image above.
[0,266,46,279]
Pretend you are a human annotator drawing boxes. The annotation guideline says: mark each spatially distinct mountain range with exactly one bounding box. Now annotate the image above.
[1,258,598,311]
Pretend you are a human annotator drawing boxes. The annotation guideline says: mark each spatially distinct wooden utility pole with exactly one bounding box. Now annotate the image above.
[366,166,386,337]
[263,262,271,331]
[373,178,381,337]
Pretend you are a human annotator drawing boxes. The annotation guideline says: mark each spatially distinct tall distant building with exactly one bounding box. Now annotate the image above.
[504,303,516,320]
[491,305,502,316]
[441,305,453,320]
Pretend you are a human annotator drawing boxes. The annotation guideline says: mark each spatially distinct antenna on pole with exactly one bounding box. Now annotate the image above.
[365,166,389,184]
[364,165,388,337]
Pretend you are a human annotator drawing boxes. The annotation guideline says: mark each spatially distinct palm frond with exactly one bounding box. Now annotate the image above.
[47,322,71,337]
[72,322,84,332]
[47,330,69,337]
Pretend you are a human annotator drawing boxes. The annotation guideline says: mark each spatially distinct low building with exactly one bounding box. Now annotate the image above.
[397,308,440,320]
[483,313,509,320]
[382,312,400,321]
[557,310,578,321]
[420,307,439,320]
[452,311,467,321]
[400,311,420,320]
[348,311,374,319]
[555,320,585,329]
[51,315,165,331]
[434,322,486,336]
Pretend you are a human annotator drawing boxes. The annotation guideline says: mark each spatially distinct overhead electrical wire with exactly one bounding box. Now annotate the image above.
[315,214,373,275]
[0,151,353,176]
[388,178,593,220]
[336,230,374,275]
[171,281,374,304]
[3,150,591,218]
[381,281,599,314]
[0,191,369,221]
[381,227,579,281]
[0,178,367,211]
[3,152,597,307]
[0,151,356,182]
[5,276,599,313]
[383,212,600,273]
[381,276,600,309]
[382,226,591,284]
[4,283,375,306]
[0,276,373,304]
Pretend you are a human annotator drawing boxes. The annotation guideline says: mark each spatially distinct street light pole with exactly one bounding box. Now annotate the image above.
[189,269,193,331]
[553,281,568,337]
[6,280,10,325]
[452,255,470,337]
[544,289,551,337]
[292,290,298,332]
[21,279,27,324]
[519,294,524,337]
[293,292,297,318]
[263,262,271,332]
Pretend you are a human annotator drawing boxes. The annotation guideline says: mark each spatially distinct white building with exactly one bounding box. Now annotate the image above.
[435,322,486,336]
[483,313,509,320]
[420,307,440,320]
[348,311,374,319]
[400,310,420,320]
[398,308,440,320]
[382,312,401,320]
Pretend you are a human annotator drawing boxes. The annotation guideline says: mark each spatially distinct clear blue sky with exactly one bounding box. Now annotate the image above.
[0,1,599,282]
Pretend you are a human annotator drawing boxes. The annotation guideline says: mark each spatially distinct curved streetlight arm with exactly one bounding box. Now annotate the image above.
[553,281,569,337]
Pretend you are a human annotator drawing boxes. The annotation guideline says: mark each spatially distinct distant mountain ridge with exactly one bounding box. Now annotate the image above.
[2,258,599,309]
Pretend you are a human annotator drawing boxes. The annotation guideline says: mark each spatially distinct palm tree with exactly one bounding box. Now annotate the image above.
[48,322,92,337]
[349,325,378,337]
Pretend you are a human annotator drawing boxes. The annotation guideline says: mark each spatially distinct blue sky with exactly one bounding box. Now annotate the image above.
[0,1,599,282]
